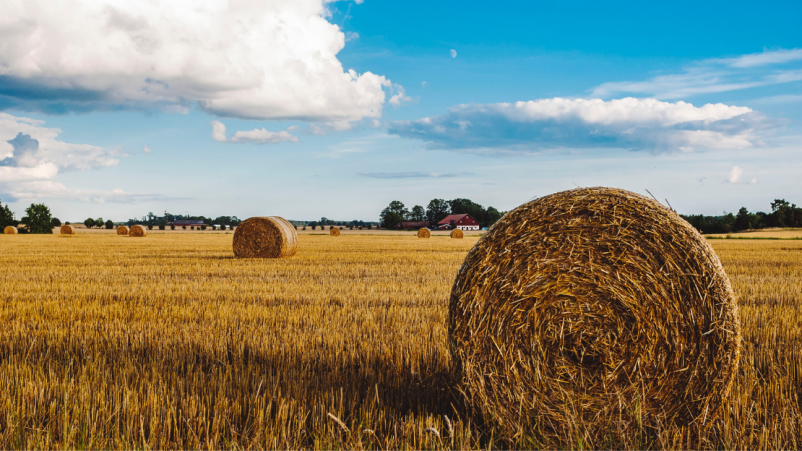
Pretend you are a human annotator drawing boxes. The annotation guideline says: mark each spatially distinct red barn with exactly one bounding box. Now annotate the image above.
[437,214,480,231]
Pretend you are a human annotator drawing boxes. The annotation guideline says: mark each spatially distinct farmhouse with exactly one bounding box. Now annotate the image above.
[438,214,480,231]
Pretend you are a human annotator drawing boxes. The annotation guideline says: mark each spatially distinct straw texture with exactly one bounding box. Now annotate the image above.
[4,226,17,235]
[60,225,76,235]
[117,226,129,236]
[450,229,464,239]
[417,228,431,238]
[448,187,741,439]
[330,227,341,237]
[130,225,147,237]
[233,216,298,259]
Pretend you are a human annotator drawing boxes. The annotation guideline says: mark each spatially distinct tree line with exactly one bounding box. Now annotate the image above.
[0,199,59,234]
[379,198,504,229]
[682,199,801,234]
[126,212,242,228]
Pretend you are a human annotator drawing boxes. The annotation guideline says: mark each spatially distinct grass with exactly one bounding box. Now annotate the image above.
[0,234,800,448]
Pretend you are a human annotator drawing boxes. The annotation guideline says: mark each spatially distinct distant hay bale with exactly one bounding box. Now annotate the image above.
[130,225,147,237]
[450,228,464,239]
[60,224,76,235]
[233,216,298,259]
[330,227,340,237]
[117,226,129,236]
[4,226,17,235]
[448,187,741,440]
[417,227,430,238]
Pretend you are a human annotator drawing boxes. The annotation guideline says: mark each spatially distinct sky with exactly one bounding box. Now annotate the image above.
[0,0,800,222]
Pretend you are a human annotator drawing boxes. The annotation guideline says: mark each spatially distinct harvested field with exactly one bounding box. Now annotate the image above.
[0,234,801,449]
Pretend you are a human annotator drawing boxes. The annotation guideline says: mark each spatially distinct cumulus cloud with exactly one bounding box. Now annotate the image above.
[591,48,802,99]
[388,84,412,107]
[210,121,298,144]
[389,97,772,153]
[359,171,472,178]
[0,0,395,121]
[0,113,158,202]
[143,145,151,153]
[726,165,758,184]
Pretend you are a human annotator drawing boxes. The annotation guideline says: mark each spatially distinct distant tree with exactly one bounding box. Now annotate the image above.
[410,205,425,222]
[0,200,16,229]
[51,217,62,228]
[84,218,96,229]
[94,218,103,229]
[25,203,54,234]
[425,199,450,225]
[734,207,751,231]
[105,220,114,230]
[381,201,408,228]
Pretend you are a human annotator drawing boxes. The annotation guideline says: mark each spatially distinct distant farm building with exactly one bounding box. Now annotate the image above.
[438,214,480,231]
[173,219,206,228]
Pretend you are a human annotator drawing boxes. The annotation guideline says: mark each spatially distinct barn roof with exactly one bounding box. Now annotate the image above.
[437,214,477,225]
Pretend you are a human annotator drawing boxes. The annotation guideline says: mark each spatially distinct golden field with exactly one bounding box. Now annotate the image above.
[0,233,801,449]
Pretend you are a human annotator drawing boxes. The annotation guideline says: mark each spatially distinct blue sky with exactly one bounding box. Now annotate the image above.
[0,0,800,222]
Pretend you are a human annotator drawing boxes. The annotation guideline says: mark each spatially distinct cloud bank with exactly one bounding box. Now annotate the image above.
[389,97,771,153]
[0,113,157,202]
[0,0,393,121]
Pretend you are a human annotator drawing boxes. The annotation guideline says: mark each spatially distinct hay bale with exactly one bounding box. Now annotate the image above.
[4,226,17,235]
[130,225,147,237]
[448,187,741,440]
[60,224,76,235]
[117,226,129,236]
[450,228,464,239]
[417,227,430,238]
[330,226,340,237]
[233,216,298,258]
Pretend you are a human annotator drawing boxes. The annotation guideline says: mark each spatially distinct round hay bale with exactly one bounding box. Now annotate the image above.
[117,225,129,236]
[60,224,76,235]
[330,226,341,237]
[448,187,741,440]
[417,227,430,238]
[233,216,298,259]
[450,228,464,239]
[4,226,18,235]
[129,225,148,237]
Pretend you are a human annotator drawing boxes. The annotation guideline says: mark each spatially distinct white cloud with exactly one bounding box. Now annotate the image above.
[450,49,458,59]
[210,120,298,144]
[421,81,428,87]
[389,97,772,153]
[388,84,412,107]
[143,145,151,153]
[0,113,159,202]
[726,165,758,184]
[0,0,395,121]
[359,171,472,178]
[591,48,802,99]
[723,48,802,68]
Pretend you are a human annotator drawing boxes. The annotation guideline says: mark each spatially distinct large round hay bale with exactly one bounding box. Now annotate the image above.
[130,225,147,237]
[233,216,298,258]
[417,227,430,238]
[117,225,129,236]
[4,226,17,235]
[448,187,741,441]
[450,228,464,239]
[330,226,340,237]
[60,224,76,235]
